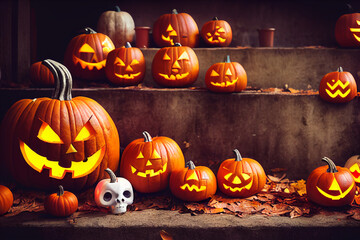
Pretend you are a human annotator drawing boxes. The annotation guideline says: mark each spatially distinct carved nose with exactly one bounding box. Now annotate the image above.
[66,144,77,154]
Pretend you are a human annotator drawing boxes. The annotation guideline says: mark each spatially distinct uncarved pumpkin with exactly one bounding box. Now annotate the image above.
[0,185,13,215]
[30,61,54,87]
[0,60,120,191]
[153,9,199,48]
[97,6,135,48]
[44,185,78,217]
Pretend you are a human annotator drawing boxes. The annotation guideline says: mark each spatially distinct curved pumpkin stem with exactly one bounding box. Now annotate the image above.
[174,42,182,47]
[115,6,121,12]
[57,185,64,197]
[42,59,72,101]
[172,9,178,14]
[337,66,343,72]
[233,149,243,161]
[84,27,97,34]
[142,131,152,142]
[105,168,117,183]
[322,157,338,173]
[224,55,231,63]
[125,42,132,48]
[212,17,219,21]
[185,160,196,170]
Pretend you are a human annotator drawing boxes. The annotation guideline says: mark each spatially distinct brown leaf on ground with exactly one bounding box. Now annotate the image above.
[347,208,360,221]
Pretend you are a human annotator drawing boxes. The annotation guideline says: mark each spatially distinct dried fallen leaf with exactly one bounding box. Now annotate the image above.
[291,179,307,196]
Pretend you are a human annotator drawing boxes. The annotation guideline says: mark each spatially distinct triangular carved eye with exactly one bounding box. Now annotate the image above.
[210,70,219,77]
[225,68,233,76]
[217,27,226,33]
[130,59,140,65]
[329,178,341,191]
[115,57,125,66]
[241,173,251,181]
[224,173,232,181]
[137,152,144,159]
[187,171,198,181]
[37,121,63,144]
[79,43,95,53]
[167,24,174,32]
[163,53,171,60]
[74,121,96,142]
[178,51,189,61]
[151,149,161,159]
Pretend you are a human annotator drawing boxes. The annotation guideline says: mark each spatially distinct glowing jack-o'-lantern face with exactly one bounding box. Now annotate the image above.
[153,9,199,48]
[319,67,357,103]
[201,17,232,47]
[64,27,115,80]
[105,42,145,86]
[0,60,120,191]
[335,13,360,47]
[169,161,217,202]
[152,43,199,87]
[217,149,266,198]
[345,155,360,184]
[205,55,247,93]
[120,131,185,193]
[306,157,356,207]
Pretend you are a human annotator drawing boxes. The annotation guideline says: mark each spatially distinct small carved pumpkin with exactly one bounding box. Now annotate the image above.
[0,60,120,190]
[344,155,360,185]
[306,157,356,207]
[44,185,78,217]
[205,55,247,93]
[120,131,185,193]
[217,149,266,198]
[335,12,360,47]
[64,27,115,81]
[170,161,217,202]
[153,9,199,48]
[319,67,357,103]
[0,185,13,215]
[30,61,54,87]
[201,17,232,47]
[152,43,199,87]
[97,6,135,48]
[105,42,145,86]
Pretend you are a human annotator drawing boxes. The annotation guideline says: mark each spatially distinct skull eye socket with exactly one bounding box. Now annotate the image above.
[103,192,113,202]
[123,190,131,198]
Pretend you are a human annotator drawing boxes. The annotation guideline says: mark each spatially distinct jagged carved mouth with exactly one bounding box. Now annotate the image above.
[73,56,106,70]
[211,78,238,87]
[20,140,105,179]
[180,183,206,192]
[130,163,167,177]
[223,180,252,192]
[114,72,141,79]
[316,182,355,200]
[158,73,189,80]
[207,36,226,43]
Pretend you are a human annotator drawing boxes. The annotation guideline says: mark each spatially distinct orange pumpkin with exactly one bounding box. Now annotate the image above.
[169,161,217,202]
[319,67,357,103]
[335,12,360,47]
[152,43,199,87]
[120,131,185,193]
[30,61,54,87]
[153,9,199,48]
[306,157,356,207]
[105,42,145,86]
[201,17,232,47]
[44,185,78,217]
[0,185,13,215]
[217,149,266,198]
[344,155,360,185]
[205,55,247,93]
[0,60,120,190]
[64,27,115,81]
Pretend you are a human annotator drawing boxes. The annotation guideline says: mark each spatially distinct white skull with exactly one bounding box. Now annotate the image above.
[94,168,134,214]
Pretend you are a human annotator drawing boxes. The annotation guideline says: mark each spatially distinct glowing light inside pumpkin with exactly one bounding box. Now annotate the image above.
[74,122,96,142]
[38,121,63,144]
[130,163,167,177]
[20,141,105,179]
[161,24,177,45]
[316,175,355,200]
[113,57,142,80]
[180,183,206,192]
[325,80,351,98]
[206,26,226,43]
[222,172,253,192]
[158,50,191,81]
[349,20,360,42]
[349,163,360,182]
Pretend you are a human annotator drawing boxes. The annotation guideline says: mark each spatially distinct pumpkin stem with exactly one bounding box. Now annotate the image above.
[115,6,121,12]
[233,149,243,161]
[84,27,97,34]
[142,131,152,142]
[337,66,343,72]
[42,59,72,101]
[57,185,64,197]
[105,168,117,183]
[125,42,132,48]
[185,160,196,170]
[174,42,182,47]
[224,55,231,63]
[172,9,178,14]
[212,17,219,21]
[322,157,338,173]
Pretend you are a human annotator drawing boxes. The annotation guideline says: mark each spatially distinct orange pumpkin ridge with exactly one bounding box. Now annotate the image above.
[44,185,78,217]
[0,185,13,215]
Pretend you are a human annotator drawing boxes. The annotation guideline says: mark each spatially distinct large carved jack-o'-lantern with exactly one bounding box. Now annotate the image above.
[335,12,360,47]
[0,60,120,191]
[153,9,199,48]
[201,17,232,47]
[306,157,355,207]
[120,131,185,193]
[64,27,115,81]
[217,149,266,198]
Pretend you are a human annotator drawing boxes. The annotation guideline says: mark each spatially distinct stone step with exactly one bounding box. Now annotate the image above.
[0,209,359,240]
[141,47,360,90]
[1,88,358,180]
